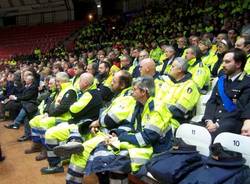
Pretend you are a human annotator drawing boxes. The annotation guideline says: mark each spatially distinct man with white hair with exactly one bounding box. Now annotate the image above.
[5,74,38,130]
[159,57,200,128]
[157,45,176,75]
[25,72,77,161]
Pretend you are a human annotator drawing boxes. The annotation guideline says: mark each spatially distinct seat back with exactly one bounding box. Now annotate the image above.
[195,91,212,116]
[191,91,212,123]
[211,77,218,89]
[214,132,250,167]
[176,123,212,156]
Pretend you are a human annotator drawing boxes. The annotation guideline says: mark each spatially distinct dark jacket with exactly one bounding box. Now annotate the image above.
[17,83,38,102]
[69,89,103,123]
[179,165,250,184]
[18,83,39,115]
[84,142,131,175]
[146,152,203,184]
[48,89,77,117]
[5,81,15,98]
[203,73,250,138]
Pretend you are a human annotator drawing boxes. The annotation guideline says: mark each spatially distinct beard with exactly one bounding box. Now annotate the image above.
[223,67,236,76]
[98,72,108,79]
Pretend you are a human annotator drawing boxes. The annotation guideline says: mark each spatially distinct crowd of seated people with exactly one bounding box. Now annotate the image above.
[0,0,250,183]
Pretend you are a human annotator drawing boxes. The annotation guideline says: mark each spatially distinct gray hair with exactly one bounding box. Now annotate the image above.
[26,75,34,82]
[56,72,69,82]
[120,54,132,63]
[24,70,33,76]
[174,57,188,73]
[189,46,201,58]
[132,76,155,97]
[165,45,176,53]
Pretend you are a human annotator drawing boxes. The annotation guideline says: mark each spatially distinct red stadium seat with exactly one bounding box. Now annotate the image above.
[0,21,83,59]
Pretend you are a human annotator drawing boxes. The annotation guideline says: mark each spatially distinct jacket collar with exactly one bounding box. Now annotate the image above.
[167,72,192,83]
[153,71,161,79]
[83,82,96,93]
[144,96,154,112]
[188,58,201,67]
[60,82,72,90]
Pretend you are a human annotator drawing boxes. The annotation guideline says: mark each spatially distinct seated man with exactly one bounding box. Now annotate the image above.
[140,57,199,128]
[92,70,136,134]
[71,62,86,92]
[129,49,149,79]
[198,38,216,69]
[96,61,114,104]
[25,72,77,159]
[156,45,176,75]
[5,72,38,129]
[203,48,250,140]
[36,77,57,117]
[185,46,211,94]
[2,71,23,121]
[159,57,200,128]
[18,77,57,143]
[56,76,173,184]
[139,58,165,96]
[149,41,163,62]
[210,39,231,77]
[0,72,15,120]
[176,36,188,57]
[40,73,103,174]
[120,54,132,71]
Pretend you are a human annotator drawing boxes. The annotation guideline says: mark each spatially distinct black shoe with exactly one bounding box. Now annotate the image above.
[17,135,31,142]
[40,166,64,174]
[53,142,84,158]
[0,115,6,122]
[0,156,5,162]
[4,124,19,129]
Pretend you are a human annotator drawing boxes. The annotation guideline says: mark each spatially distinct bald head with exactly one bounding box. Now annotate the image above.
[139,58,156,77]
[79,73,94,91]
